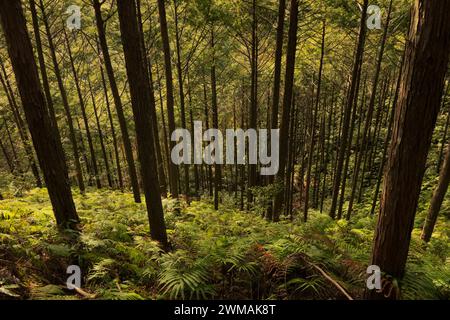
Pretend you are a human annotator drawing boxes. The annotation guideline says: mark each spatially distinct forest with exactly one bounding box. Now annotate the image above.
[0,0,449,302]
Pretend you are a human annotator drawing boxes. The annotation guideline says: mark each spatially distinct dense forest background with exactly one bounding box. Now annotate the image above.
[0,0,449,300]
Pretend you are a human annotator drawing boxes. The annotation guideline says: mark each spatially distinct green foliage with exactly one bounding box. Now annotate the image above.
[0,188,448,300]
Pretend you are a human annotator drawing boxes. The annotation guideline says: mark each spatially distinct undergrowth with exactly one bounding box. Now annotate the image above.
[0,188,448,300]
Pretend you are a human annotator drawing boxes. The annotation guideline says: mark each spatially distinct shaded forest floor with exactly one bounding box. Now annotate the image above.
[0,187,449,300]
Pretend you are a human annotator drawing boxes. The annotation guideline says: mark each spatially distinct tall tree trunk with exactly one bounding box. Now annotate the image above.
[64,30,101,189]
[117,0,168,249]
[76,117,91,186]
[210,27,221,210]
[100,64,124,190]
[0,125,14,173]
[155,60,171,190]
[329,0,368,219]
[3,118,18,169]
[93,0,141,202]
[89,77,113,188]
[273,0,299,221]
[0,60,42,187]
[39,0,85,193]
[247,0,258,205]
[271,0,286,133]
[421,142,450,242]
[203,81,214,197]
[304,20,326,221]
[367,0,450,300]
[29,0,59,136]
[0,0,78,227]
[173,0,190,196]
[187,69,199,196]
[157,0,180,198]
[136,0,167,195]
[337,71,362,219]
[347,0,393,218]
[345,77,367,220]
[370,68,399,217]
[436,85,450,174]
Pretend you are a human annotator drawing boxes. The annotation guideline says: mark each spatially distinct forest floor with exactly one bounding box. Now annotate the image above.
[0,187,449,300]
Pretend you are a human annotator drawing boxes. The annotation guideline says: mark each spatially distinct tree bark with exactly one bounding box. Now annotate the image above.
[93,0,141,202]
[329,0,368,219]
[136,1,167,195]
[173,0,190,196]
[436,85,450,174]
[157,0,180,198]
[100,64,124,190]
[367,0,450,300]
[89,77,113,188]
[273,0,299,221]
[421,142,450,242]
[0,59,42,187]
[210,27,221,210]
[117,0,168,249]
[64,30,101,189]
[0,0,78,227]
[304,20,326,221]
[39,0,85,193]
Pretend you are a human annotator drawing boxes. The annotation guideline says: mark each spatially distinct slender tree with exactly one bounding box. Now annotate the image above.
[64,30,101,189]
[0,59,42,187]
[329,0,369,219]
[93,0,141,202]
[39,0,85,193]
[116,0,168,249]
[273,0,299,221]
[157,0,180,197]
[421,142,450,242]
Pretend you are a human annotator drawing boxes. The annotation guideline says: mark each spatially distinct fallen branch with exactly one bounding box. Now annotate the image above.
[73,287,97,299]
[306,261,354,300]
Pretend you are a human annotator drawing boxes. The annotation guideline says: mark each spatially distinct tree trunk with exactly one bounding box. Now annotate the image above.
[0,127,14,173]
[89,77,113,188]
[117,0,168,249]
[173,0,190,196]
[203,81,214,197]
[0,60,42,187]
[370,67,399,217]
[64,30,101,189]
[93,0,141,202]
[157,0,180,198]
[0,0,79,227]
[155,60,171,191]
[304,20,326,221]
[29,0,59,137]
[337,71,362,219]
[136,1,167,195]
[436,86,450,174]
[273,0,299,221]
[210,28,221,210]
[270,0,286,133]
[39,0,85,193]
[347,0,393,218]
[100,64,124,190]
[329,0,368,219]
[367,0,450,300]
[247,0,258,205]
[421,142,450,242]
